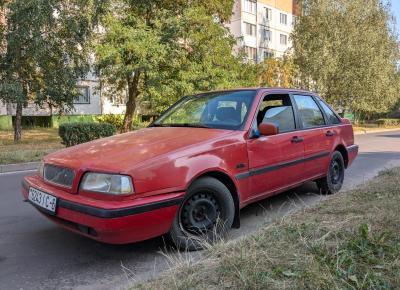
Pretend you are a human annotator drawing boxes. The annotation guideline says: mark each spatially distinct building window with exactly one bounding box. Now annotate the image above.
[280,13,287,25]
[280,34,287,45]
[265,8,272,20]
[263,50,274,59]
[245,46,257,62]
[74,86,90,104]
[262,29,272,42]
[245,22,257,36]
[244,0,257,14]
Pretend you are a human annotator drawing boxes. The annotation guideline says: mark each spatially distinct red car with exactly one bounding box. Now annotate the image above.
[22,88,358,250]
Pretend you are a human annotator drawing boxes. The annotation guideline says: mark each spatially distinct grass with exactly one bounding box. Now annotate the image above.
[0,128,64,164]
[135,168,400,290]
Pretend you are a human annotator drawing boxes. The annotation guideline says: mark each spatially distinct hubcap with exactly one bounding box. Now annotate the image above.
[180,193,221,235]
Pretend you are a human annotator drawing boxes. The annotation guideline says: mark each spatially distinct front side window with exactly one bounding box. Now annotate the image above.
[293,95,325,128]
[153,90,257,130]
[257,94,296,133]
[318,99,341,125]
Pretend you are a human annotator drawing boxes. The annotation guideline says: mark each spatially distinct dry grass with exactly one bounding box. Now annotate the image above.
[353,124,400,133]
[0,128,64,164]
[135,168,400,290]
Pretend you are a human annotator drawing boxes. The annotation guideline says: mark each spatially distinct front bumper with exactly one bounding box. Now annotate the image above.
[22,175,185,244]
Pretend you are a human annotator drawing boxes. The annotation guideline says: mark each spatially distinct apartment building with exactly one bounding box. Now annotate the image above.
[227,0,301,62]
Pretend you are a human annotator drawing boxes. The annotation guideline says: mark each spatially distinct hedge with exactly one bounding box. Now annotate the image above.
[376,118,400,127]
[59,122,116,147]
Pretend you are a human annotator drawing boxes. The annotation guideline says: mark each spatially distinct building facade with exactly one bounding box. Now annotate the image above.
[227,0,300,62]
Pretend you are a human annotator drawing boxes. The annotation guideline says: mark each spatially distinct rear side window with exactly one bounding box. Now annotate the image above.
[318,100,341,125]
[293,95,325,128]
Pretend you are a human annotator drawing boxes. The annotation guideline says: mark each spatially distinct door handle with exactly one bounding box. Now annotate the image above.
[326,130,335,137]
[291,136,304,143]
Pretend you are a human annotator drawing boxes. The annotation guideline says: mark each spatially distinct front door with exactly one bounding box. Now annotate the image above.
[244,94,305,202]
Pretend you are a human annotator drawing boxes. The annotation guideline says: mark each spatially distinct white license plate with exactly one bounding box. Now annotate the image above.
[28,187,58,214]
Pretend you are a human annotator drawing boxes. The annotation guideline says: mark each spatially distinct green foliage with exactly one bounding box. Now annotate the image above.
[258,56,299,88]
[96,114,124,131]
[96,114,149,131]
[0,0,103,140]
[59,122,116,147]
[376,118,400,127]
[292,0,400,121]
[95,0,257,130]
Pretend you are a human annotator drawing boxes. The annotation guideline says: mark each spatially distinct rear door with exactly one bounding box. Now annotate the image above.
[316,97,343,152]
[292,94,330,180]
[244,94,305,202]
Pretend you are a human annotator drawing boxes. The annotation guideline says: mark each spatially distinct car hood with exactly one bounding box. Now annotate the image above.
[45,127,236,172]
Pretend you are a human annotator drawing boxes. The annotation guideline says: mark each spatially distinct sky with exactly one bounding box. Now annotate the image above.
[389,0,400,38]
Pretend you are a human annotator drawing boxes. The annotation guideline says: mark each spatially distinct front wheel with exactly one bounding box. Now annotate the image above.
[168,177,235,251]
[316,151,345,195]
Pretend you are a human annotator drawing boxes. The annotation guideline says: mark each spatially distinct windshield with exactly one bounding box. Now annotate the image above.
[152,90,257,130]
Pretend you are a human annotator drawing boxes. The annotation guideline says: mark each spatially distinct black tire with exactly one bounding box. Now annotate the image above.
[168,177,235,251]
[316,151,345,195]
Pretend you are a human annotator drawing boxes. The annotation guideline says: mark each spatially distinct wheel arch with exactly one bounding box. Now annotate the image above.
[188,170,241,229]
[334,144,349,168]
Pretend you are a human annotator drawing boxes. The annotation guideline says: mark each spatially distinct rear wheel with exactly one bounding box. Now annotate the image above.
[316,151,345,195]
[168,177,235,251]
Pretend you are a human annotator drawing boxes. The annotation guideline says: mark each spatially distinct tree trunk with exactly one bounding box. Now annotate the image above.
[122,71,140,133]
[14,102,23,142]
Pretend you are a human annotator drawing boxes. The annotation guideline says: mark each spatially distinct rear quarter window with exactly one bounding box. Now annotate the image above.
[318,100,341,125]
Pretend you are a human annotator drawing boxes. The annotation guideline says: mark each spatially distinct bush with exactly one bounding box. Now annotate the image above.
[97,114,152,131]
[59,122,116,147]
[96,114,124,131]
[376,118,400,127]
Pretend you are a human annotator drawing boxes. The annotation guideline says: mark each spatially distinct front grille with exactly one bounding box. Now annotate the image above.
[44,164,75,188]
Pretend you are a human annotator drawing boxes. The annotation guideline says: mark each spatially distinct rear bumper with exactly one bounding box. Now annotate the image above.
[346,144,359,167]
[22,175,184,244]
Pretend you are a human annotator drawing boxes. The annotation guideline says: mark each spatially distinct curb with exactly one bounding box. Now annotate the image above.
[0,162,40,174]
[354,128,400,135]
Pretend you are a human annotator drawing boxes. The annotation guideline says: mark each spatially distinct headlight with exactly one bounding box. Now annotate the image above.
[38,161,44,178]
[80,173,134,195]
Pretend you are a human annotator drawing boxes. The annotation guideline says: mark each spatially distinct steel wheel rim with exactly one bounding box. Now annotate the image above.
[330,159,342,184]
[179,192,221,235]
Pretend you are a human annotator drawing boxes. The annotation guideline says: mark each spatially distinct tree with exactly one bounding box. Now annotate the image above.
[96,0,256,132]
[292,0,400,121]
[257,55,299,88]
[0,0,104,141]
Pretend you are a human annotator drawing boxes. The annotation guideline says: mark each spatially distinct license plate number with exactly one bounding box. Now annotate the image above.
[28,187,57,214]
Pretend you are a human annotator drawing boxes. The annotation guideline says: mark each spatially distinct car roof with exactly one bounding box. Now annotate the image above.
[195,88,319,96]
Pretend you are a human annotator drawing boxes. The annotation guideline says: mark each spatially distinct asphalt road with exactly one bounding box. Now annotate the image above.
[1,130,400,290]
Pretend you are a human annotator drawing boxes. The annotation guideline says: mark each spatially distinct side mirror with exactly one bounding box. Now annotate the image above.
[258,122,278,136]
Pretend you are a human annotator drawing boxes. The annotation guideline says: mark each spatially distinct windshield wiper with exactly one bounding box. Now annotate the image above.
[151,123,212,128]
